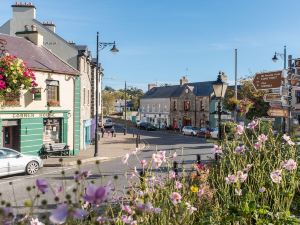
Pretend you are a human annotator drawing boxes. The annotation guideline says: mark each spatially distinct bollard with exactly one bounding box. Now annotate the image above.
[138,134,141,143]
[173,161,178,176]
[196,154,201,164]
[136,136,139,148]
[124,128,127,135]
[133,132,135,138]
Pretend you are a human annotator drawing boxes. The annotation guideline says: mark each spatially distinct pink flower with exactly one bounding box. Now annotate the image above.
[257,134,268,143]
[152,152,166,168]
[83,184,110,204]
[30,218,44,225]
[122,153,130,164]
[243,164,253,172]
[198,186,205,197]
[169,171,176,179]
[121,215,136,225]
[235,145,245,154]
[140,159,147,167]
[169,192,182,205]
[247,120,258,129]
[288,140,295,146]
[283,134,291,142]
[53,184,63,197]
[36,179,48,193]
[175,181,183,189]
[74,170,92,181]
[121,205,134,215]
[236,124,244,135]
[212,145,222,154]
[282,159,297,171]
[254,142,261,150]
[172,152,177,159]
[270,170,282,183]
[225,174,238,184]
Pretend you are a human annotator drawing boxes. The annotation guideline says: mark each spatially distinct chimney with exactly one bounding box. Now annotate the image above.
[220,72,228,83]
[15,25,44,46]
[42,21,56,33]
[148,83,157,91]
[180,76,188,86]
[12,2,36,20]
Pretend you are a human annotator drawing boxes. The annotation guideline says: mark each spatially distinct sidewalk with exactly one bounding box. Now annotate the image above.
[43,132,145,167]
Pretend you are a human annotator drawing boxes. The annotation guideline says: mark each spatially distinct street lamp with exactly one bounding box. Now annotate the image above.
[94,32,119,157]
[212,72,228,141]
[271,46,287,133]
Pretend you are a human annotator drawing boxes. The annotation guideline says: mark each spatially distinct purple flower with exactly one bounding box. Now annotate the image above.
[237,171,248,183]
[254,142,261,150]
[121,205,134,215]
[270,170,282,183]
[49,204,87,224]
[282,159,297,171]
[36,179,48,193]
[235,145,245,154]
[259,187,266,193]
[53,184,63,197]
[83,184,110,204]
[175,181,183,189]
[121,215,136,224]
[169,171,176,179]
[97,216,114,224]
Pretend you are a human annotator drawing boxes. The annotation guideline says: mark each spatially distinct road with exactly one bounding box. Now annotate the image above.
[0,129,214,215]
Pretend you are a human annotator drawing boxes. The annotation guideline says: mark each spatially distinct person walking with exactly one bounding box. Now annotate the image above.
[101,126,105,138]
[111,126,115,137]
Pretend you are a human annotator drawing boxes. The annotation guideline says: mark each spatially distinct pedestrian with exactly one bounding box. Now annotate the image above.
[111,126,115,137]
[101,126,105,138]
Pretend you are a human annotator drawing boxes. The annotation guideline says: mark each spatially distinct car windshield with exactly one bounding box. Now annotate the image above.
[0,148,19,158]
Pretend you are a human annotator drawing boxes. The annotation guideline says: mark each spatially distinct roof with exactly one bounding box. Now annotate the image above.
[142,81,214,99]
[0,33,79,75]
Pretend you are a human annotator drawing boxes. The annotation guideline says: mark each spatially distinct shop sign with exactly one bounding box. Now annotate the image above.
[0,112,64,119]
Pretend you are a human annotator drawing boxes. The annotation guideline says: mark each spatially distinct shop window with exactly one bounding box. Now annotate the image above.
[43,118,61,143]
[46,80,60,106]
[184,100,190,111]
[296,91,300,104]
[3,93,20,107]
[32,88,42,100]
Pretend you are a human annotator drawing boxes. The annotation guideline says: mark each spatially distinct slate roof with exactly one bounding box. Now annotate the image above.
[142,81,215,99]
[0,33,79,75]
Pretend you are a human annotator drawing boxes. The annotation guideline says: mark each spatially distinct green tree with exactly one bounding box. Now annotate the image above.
[223,77,269,120]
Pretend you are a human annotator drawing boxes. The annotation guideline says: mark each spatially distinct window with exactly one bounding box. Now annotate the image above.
[43,118,61,143]
[184,100,190,111]
[296,91,300,104]
[33,88,42,100]
[173,101,177,111]
[200,100,204,111]
[87,90,90,105]
[46,80,59,106]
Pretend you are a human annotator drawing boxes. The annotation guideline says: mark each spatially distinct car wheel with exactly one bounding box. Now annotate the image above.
[26,161,39,175]
[191,132,194,136]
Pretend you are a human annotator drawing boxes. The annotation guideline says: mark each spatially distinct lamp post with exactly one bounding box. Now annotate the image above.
[124,81,127,135]
[94,32,119,157]
[272,46,287,133]
[212,72,228,141]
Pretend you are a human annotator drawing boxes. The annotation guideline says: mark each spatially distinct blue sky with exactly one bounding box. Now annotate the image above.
[1,0,300,91]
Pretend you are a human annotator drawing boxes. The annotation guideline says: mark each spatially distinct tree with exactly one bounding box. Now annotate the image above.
[104,86,115,92]
[223,77,269,120]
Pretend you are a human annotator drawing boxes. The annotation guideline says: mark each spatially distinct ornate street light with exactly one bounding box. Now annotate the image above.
[212,72,228,141]
[94,32,119,157]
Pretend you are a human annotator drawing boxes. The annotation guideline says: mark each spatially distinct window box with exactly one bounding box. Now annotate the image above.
[2,93,20,107]
[47,100,60,107]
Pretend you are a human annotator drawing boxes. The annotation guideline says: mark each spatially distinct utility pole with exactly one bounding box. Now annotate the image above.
[94,32,100,157]
[234,49,238,122]
[124,81,127,135]
[287,55,292,135]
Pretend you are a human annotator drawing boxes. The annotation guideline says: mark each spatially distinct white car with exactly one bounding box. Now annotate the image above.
[103,118,114,128]
[210,128,219,139]
[0,148,43,177]
[182,126,198,136]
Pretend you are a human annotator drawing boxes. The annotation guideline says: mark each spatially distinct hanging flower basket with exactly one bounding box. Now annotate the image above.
[237,98,254,116]
[0,53,38,98]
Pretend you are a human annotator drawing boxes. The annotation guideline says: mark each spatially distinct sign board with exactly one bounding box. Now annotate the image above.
[253,71,283,90]
[264,94,282,102]
[267,108,288,117]
[269,101,282,109]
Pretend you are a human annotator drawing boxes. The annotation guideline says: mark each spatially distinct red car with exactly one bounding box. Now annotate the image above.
[196,128,211,138]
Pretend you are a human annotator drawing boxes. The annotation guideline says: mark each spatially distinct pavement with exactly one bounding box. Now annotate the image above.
[43,131,146,167]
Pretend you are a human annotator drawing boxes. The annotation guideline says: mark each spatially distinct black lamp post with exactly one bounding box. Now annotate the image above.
[212,72,228,141]
[94,32,119,157]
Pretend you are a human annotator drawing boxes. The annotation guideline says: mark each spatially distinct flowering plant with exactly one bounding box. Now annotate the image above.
[0,53,37,97]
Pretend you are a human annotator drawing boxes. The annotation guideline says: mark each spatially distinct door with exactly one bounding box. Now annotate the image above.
[3,127,13,148]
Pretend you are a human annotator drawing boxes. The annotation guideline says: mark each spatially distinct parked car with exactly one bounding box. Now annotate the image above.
[197,127,211,138]
[139,122,157,131]
[103,118,114,128]
[0,148,43,177]
[210,128,219,139]
[182,126,198,136]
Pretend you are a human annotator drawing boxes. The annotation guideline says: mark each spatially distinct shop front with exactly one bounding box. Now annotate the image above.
[0,110,70,156]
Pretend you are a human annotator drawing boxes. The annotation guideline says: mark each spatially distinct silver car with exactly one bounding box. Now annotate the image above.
[182,126,198,136]
[0,148,43,177]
